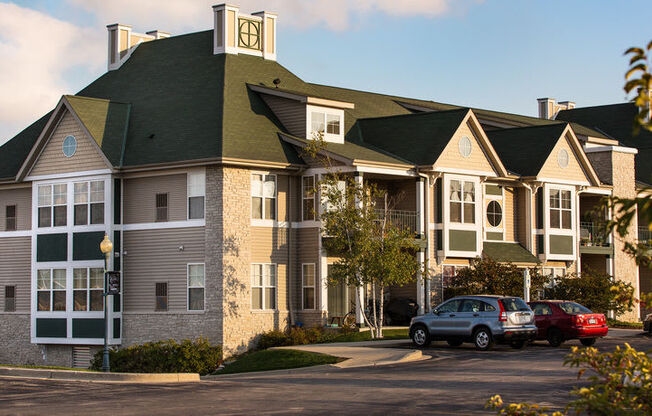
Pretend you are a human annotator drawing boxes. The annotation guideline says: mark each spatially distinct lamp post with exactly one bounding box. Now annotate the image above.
[99,234,113,372]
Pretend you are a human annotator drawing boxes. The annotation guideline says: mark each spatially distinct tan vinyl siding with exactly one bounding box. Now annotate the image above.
[297,228,320,310]
[503,186,517,242]
[0,187,31,231]
[30,111,109,177]
[260,95,306,137]
[516,187,529,246]
[123,228,205,312]
[538,134,589,183]
[0,237,31,312]
[123,174,187,224]
[251,227,289,311]
[265,17,275,54]
[276,174,290,222]
[435,121,495,173]
[227,10,236,48]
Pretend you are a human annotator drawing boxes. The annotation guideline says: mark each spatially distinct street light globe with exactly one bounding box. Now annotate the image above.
[100,234,113,255]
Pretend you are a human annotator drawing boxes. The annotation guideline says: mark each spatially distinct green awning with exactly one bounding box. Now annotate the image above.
[483,242,540,265]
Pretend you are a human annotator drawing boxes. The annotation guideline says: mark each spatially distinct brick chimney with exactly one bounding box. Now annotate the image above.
[537,98,575,119]
[213,4,277,61]
[107,24,170,71]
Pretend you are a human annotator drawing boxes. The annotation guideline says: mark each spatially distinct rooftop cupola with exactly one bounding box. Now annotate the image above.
[213,4,277,61]
[107,24,170,71]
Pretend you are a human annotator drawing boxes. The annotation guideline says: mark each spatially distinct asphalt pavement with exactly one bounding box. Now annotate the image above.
[0,329,649,415]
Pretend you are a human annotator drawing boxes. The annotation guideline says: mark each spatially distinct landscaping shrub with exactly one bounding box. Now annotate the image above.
[545,269,635,315]
[90,337,222,375]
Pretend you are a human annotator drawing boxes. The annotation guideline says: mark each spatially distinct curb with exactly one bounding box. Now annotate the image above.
[0,366,199,383]
[203,363,339,380]
[332,349,429,368]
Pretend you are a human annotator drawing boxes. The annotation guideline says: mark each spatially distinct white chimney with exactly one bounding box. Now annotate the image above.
[537,98,575,119]
[213,4,277,61]
[107,24,170,71]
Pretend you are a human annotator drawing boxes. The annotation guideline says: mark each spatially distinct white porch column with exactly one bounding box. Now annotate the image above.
[354,172,365,325]
[416,177,425,314]
[523,268,531,302]
[317,174,328,313]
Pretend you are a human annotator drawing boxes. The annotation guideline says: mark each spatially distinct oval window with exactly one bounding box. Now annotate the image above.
[486,200,502,227]
[458,136,472,158]
[62,135,77,158]
[558,149,569,168]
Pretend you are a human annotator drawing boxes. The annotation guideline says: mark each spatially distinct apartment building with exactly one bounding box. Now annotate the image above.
[0,5,643,367]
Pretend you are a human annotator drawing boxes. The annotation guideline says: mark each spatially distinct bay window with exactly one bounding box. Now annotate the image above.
[37,269,66,311]
[73,268,104,311]
[74,181,105,225]
[549,189,572,229]
[449,180,475,224]
[38,184,67,227]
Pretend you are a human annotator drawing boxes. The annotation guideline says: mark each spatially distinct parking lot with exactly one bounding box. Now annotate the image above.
[0,329,649,415]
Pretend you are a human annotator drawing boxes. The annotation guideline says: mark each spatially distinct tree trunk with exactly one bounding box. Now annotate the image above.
[378,284,385,339]
[357,284,375,338]
[371,281,378,338]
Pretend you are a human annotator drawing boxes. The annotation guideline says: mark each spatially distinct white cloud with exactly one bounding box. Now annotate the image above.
[0,3,104,144]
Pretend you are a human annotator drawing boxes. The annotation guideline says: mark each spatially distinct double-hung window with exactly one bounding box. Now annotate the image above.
[38,184,67,227]
[449,180,475,224]
[251,174,276,220]
[251,264,276,310]
[302,176,315,221]
[37,269,66,311]
[188,264,205,311]
[5,205,16,231]
[74,181,105,225]
[308,108,343,143]
[549,189,572,229]
[4,286,15,312]
[302,264,316,310]
[188,171,205,220]
[73,268,104,311]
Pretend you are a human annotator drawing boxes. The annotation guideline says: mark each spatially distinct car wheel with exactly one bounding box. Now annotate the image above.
[510,340,526,349]
[473,327,494,351]
[410,325,431,348]
[446,339,463,347]
[580,338,596,347]
[547,328,564,347]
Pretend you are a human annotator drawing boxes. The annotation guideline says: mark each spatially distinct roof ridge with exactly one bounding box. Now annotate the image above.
[488,122,568,134]
[67,94,131,106]
[559,102,633,113]
[358,107,469,123]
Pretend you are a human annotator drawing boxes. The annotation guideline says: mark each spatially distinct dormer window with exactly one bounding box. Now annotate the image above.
[307,105,344,144]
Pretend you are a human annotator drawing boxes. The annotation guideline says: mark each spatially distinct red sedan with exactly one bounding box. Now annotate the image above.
[527,300,608,347]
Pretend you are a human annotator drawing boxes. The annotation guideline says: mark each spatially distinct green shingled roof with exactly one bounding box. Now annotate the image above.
[353,109,470,165]
[483,241,540,264]
[557,103,652,184]
[0,112,51,180]
[486,124,568,176]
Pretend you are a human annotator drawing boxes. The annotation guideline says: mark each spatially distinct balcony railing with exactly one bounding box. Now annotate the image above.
[373,209,417,234]
[579,222,610,247]
[638,226,652,244]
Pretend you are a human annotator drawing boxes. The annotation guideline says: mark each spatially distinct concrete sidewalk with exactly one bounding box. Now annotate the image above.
[274,339,426,368]
[0,366,199,383]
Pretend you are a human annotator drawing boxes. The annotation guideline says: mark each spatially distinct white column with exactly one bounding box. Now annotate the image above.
[317,174,328,313]
[416,177,425,314]
[354,172,365,324]
[523,268,531,302]
[424,176,431,313]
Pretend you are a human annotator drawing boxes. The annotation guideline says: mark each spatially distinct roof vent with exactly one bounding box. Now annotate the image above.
[537,98,575,120]
[213,4,277,61]
[107,24,170,71]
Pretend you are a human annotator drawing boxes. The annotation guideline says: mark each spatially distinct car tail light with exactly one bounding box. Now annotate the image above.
[574,315,585,326]
[497,300,507,322]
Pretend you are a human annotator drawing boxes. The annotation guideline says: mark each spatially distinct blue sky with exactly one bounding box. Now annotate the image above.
[1,0,651,144]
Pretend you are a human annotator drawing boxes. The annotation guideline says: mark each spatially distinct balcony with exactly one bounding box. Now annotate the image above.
[579,222,612,255]
[638,226,652,245]
[373,209,418,235]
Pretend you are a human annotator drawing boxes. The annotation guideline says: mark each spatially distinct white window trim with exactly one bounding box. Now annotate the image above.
[302,263,316,310]
[251,172,278,223]
[442,174,482,257]
[306,105,344,144]
[187,168,206,221]
[71,267,104,313]
[484,184,504,236]
[543,183,576,261]
[73,180,106,226]
[187,263,205,312]
[302,175,316,222]
[251,263,278,311]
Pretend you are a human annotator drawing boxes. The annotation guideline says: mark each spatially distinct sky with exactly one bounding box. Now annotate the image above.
[1,0,651,145]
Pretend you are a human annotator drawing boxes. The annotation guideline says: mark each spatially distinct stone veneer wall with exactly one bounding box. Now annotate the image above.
[218,167,289,355]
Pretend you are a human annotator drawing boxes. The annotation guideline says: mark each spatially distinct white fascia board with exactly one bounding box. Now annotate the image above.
[583,145,639,155]
[433,167,497,177]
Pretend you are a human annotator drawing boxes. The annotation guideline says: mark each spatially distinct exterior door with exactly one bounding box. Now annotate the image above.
[429,299,462,336]
[531,302,553,338]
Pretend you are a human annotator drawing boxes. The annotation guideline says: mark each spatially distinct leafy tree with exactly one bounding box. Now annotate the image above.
[545,269,635,316]
[303,133,420,338]
[444,257,547,300]
[624,41,652,133]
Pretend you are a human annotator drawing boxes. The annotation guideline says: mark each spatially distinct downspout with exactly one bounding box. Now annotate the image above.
[287,175,295,326]
[416,169,430,312]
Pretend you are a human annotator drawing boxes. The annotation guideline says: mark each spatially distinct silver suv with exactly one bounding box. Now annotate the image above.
[409,295,537,350]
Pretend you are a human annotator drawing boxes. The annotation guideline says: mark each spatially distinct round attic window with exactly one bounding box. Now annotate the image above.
[459,136,472,158]
[558,149,569,168]
[62,135,77,158]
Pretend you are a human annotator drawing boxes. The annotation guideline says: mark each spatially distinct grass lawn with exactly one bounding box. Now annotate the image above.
[216,349,343,375]
[0,364,94,372]
[607,319,643,329]
[327,328,409,343]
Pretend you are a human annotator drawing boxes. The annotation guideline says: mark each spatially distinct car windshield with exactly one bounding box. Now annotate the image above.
[558,302,592,315]
[501,297,530,312]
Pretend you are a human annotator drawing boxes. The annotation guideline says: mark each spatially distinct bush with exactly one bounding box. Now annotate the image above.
[256,326,360,349]
[545,269,635,315]
[444,257,547,300]
[90,337,222,375]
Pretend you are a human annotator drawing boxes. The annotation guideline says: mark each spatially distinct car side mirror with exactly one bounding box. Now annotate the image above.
[433,309,440,315]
